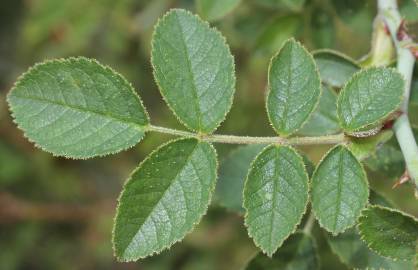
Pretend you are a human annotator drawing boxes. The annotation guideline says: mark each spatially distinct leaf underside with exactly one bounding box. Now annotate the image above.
[337,67,404,132]
[215,144,266,213]
[7,57,149,159]
[298,85,340,136]
[244,145,309,256]
[358,205,418,261]
[245,232,319,270]
[113,138,217,261]
[311,145,369,234]
[313,50,359,88]
[151,9,235,133]
[326,193,414,270]
[196,0,241,22]
[266,39,321,136]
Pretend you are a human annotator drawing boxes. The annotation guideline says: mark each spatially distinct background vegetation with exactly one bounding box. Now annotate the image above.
[0,0,417,269]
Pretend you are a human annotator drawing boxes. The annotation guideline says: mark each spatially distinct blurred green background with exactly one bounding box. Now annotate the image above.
[0,0,417,269]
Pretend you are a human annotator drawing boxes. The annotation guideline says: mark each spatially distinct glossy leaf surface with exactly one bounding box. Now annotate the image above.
[244,145,309,256]
[7,57,149,159]
[358,205,418,261]
[113,138,217,261]
[266,39,321,136]
[337,68,404,132]
[311,145,368,234]
[152,9,235,133]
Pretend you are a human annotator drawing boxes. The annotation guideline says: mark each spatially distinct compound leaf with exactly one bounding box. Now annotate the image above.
[358,205,418,261]
[244,145,309,256]
[313,49,359,88]
[151,9,235,133]
[7,57,149,159]
[298,85,340,136]
[266,39,321,136]
[196,0,241,22]
[245,232,319,270]
[311,145,369,234]
[113,138,217,261]
[337,68,404,132]
[215,144,266,214]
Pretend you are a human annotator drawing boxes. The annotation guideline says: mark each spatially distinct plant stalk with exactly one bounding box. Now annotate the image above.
[148,125,346,145]
[378,0,418,192]
[303,212,316,234]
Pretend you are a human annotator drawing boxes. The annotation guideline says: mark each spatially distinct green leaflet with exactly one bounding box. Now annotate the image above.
[313,49,359,88]
[364,138,405,181]
[325,191,414,270]
[244,145,309,256]
[302,154,315,177]
[7,57,149,159]
[254,0,306,11]
[266,39,321,136]
[255,15,302,56]
[348,130,393,160]
[151,9,235,134]
[215,144,266,214]
[311,145,369,234]
[196,0,241,22]
[245,232,319,270]
[327,228,415,270]
[298,85,340,136]
[337,68,404,132]
[358,205,418,261]
[113,138,217,261]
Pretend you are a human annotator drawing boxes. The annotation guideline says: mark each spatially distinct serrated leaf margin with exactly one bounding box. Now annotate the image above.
[150,8,236,134]
[336,67,404,132]
[242,143,310,256]
[310,144,369,235]
[6,56,150,160]
[111,137,218,261]
[265,38,322,137]
[357,204,418,262]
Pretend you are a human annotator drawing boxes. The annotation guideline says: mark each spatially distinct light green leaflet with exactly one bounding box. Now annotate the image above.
[348,130,393,160]
[364,139,405,181]
[151,9,235,134]
[327,228,415,270]
[254,0,306,11]
[7,57,149,159]
[313,49,359,88]
[298,85,340,136]
[215,144,266,214]
[358,205,418,261]
[337,67,404,132]
[196,0,241,22]
[266,39,321,137]
[311,145,369,234]
[245,233,319,270]
[113,138,217,261]
[325,191,414,270]
[244,145,309,256]
[255,15,301,56]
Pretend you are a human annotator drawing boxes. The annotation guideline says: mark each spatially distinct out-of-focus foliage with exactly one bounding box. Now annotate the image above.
[1,0,417,269]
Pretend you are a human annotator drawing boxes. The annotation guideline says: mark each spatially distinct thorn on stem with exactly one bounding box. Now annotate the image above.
[396,20,410,42]
[392,170,410,189]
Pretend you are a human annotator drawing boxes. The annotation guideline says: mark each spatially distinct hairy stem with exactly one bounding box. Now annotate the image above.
[303,212,316,234]
[148,125,346,145]
[378,0,418,192]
